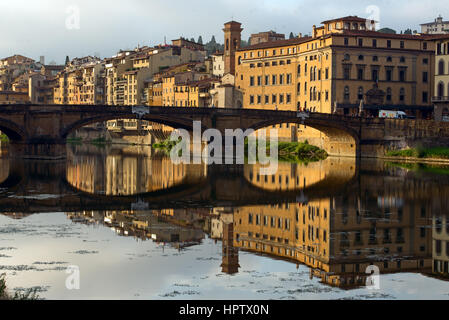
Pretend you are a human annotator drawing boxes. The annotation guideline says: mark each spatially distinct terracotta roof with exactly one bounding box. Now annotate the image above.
[238,36,312,51]
[321,16,373,24]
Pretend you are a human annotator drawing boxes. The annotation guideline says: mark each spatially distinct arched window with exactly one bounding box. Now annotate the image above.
[314,67,317,81]
[310,87,313,100]
[344,86,350,101]
[297,64,301,76]
[238,56,242,65]
[386,88,392,101]
[438,81,445,97]
[439,59,445,75]
[386,56,392,62]
[313,87,317,101]
[358,55,364,61]
[226,39,229,51]
[343,53,350,61]
[400,56,406,63]
[358,87,364,100]
[297,102,301,111]
[399,88,405,102]
[310,67,313,81]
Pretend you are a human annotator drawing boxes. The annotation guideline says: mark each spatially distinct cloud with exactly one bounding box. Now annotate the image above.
[0,0,447,63]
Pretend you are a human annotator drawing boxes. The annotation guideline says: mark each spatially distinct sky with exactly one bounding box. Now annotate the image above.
[0,0,448,64]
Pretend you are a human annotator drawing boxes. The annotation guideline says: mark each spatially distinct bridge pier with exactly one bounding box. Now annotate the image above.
[9,141,67,160]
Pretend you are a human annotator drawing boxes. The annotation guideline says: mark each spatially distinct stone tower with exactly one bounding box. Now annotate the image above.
[223,21,243,75]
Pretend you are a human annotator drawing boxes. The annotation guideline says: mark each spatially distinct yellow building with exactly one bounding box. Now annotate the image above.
[229,160,433,288]
[0,90,29,104]
[234,16,436,141]
[432,34,449,121]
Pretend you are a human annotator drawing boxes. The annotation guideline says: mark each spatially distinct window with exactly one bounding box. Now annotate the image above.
[400,56,406,63]
[387,40,391,48]
[387,56,393,62]
[279,74,284,85]
[358,87,364,100]
[399,69,406,82]
[372,69,379,81]
[279,94,284,104]
[344,86,350,101]
[287,74,292,84]
[423,42,427,50]
[297,83,301,95]
[343,54,350,61]
[357,68,364,80]
[272,75,277,85]
[265,95,269,104]
[439,59,445,75]
[272,94,277,104]
[344,38,349,46]
[358,55,364,61]
[386,69,393,81]
[257,95,262,104]
[272,61,277,66]
[286,94,291,104]
[297,64,301,76]
[358,38,363,47]
[250,76,255,86]
[373,55,379,62]
[257,76,262,86]
[325,68,329,79]
[400,41,405,49]
[343,66,351,80]
[423,71,428,83]
[372,39,377,47]
[250,95,255,104]
[423,58,429,65]
[399,88,405,102]
[265,75,270,85]
[386,88,392,101]
[423,91,428,103]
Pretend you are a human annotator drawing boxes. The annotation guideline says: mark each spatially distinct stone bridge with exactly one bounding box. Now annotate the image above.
[1,104,449,159]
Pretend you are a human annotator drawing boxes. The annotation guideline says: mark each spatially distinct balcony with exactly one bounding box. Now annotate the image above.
[432,96,449,103]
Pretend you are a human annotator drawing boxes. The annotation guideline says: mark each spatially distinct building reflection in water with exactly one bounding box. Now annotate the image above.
[65,144,207,196]
[62,159,449,289]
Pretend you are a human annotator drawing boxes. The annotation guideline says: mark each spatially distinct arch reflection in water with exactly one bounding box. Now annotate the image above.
[245,157,356,192]
[66,144,207,196]
[0,157,9,185]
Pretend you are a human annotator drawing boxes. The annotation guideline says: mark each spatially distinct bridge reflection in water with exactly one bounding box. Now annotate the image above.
[1,144,449,290]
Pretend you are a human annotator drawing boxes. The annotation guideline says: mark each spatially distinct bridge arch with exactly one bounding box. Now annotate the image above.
[247,115,360,157]
[0,118,26,142]
[60,113,211,139]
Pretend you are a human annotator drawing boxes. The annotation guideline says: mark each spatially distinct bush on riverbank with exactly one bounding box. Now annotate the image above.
[386,147,449,159]
[0,273,39,300]
[153,139,179,151]
[245,139,328,163]
[0,134,9,143]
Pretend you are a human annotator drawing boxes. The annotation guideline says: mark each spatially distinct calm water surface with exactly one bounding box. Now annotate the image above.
[0,143,449,300]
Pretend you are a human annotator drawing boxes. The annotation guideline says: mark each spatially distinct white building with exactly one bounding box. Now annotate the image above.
[421,15,449,34]
[211,53,224,77]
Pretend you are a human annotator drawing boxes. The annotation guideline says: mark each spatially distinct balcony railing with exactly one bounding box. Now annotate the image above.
[432,96,449,103]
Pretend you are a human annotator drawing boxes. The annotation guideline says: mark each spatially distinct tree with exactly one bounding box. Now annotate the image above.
[403,28,412,35]
[190,38,195,42]
[289,32,295,39]
[210,35,217,44]
[198,36,203,45]
[65,56,70,65]
[378,27,397,34]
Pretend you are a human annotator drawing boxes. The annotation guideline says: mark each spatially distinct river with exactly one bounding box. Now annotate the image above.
[0,143,448,300]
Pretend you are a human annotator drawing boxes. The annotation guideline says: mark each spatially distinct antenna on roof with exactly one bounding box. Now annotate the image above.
[164,36,167,46]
